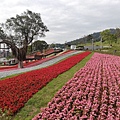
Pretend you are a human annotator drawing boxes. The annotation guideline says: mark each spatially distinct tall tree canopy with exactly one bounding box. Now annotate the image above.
[100,29,117,45]
[116,28,120,42]
[30,40,48,53]
[0,10,49,68]
[87,34,93,41]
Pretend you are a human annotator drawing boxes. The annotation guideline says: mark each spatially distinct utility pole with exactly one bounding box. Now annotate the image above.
[92,39,94,51]
[100,37,103,49]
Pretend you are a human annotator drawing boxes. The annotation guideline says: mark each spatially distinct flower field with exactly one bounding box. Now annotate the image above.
[0,50,73,71]
[0,51,91,114]
[0,56,54,71]
[33,53,120,120]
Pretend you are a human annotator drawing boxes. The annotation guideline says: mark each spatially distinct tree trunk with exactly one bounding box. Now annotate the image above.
[18,60,23,68]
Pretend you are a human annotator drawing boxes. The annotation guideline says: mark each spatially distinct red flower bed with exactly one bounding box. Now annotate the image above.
[0,50,73,71]
[0,57,53,71]
[0,51,91,114]
[0,65,17,70]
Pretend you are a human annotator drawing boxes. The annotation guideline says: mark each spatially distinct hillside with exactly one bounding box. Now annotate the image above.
[67,28,116,45]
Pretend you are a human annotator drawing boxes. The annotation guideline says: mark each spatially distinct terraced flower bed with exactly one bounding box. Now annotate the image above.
[33,53,120,120]
[0,50,74,71]
[0,51,91,114]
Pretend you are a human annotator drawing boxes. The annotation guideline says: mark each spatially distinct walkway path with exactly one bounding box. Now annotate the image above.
[0,51,83,79]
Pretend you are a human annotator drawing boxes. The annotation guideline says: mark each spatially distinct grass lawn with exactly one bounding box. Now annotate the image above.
[11,52,94,120]
[95,41,120,56]
[77,38,120,56]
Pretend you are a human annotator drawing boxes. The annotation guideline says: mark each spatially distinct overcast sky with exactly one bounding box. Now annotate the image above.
[0,0,120,44]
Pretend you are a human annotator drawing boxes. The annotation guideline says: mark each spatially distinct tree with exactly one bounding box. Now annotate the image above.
[31,40,48,53]
[0,10,49,68]
[110,34,117,44]
[86,34,93,42]
[115,28,120,43]
[100,29,116,46]
[49,43,55,48]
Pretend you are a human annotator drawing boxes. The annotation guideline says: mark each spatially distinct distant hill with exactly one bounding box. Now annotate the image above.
[66,28,116,45]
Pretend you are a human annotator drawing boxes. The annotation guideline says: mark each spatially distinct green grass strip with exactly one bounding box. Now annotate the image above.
[12,52,94,120]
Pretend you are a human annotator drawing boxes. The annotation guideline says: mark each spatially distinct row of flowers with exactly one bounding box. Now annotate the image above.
[0,51,91,114]
[33,53,120,120]
[0,50,74,71]
[26,50,75,68]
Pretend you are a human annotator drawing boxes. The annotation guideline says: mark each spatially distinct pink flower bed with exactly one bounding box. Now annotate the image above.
[0,51,91,114]
[33,53,120,120]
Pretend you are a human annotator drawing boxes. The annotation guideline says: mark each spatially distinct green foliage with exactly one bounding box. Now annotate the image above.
[27,40,48,53]
[87,34,93,42]
[31,40,48,53]
[12,53,93,120]
[100,29,117,45]
[0,27,6,39]
[0,108,12,120]
[95,37,120,56]
[49,43,55,48]
[115,28,120,42]
[100,29,110,41]
[1,10,49,46]
[0,10,49,68]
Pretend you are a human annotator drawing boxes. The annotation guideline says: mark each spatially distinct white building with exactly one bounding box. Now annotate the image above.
[70,45,76,50]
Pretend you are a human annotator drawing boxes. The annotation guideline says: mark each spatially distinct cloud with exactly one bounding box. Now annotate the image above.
[0,0,120,44]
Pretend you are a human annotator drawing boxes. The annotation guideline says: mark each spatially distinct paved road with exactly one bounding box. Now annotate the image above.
[0,51,82,79]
